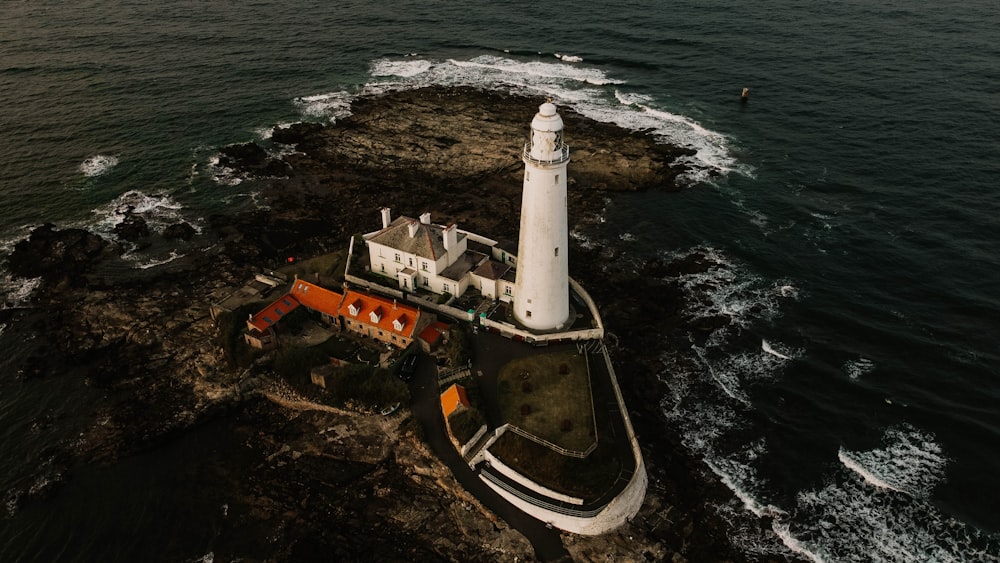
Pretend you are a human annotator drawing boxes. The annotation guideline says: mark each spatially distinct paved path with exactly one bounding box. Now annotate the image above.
[408,351,570,562]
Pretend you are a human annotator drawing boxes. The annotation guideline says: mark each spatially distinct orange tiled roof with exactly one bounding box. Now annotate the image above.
[248,294,301,332]
[338,289,420,338]
[418,321,448,346]
[441,383,470,418]
[289,279,344,316]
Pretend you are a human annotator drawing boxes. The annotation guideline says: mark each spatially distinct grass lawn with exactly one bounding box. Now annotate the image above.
[497,350,595,453]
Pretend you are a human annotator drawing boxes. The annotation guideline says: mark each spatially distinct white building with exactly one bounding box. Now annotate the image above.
[512,102,571,330]
[365,208,516,302]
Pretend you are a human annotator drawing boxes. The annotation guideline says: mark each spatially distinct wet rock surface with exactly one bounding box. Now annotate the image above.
[4,87,787,562]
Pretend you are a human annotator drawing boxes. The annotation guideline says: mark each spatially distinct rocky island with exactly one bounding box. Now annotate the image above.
[4,87,762,562]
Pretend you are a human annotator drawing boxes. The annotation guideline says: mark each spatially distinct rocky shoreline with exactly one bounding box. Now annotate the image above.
[5,87,782,562]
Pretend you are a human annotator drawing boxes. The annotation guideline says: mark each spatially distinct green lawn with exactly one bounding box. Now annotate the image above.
[497,350,595,453]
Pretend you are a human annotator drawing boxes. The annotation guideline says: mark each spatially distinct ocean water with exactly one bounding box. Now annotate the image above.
[3,1,1000,561]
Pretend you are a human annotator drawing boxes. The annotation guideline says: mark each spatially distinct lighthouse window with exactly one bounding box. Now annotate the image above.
[526,311,532,318]
[555,247,559,257]
[555,175,559,184]
[526,171,530,181]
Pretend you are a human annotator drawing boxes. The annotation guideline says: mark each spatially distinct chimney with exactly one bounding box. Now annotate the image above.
[380,207,392,229]
[443,224,458,251]
[408,220,419,238]
[419,212,431,225]
[393,299,398,310]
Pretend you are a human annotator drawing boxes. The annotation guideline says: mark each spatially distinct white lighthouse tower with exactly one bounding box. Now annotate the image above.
[513,102,571,330]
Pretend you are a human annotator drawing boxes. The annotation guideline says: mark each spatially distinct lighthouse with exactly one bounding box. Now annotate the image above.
[513,102,571,330]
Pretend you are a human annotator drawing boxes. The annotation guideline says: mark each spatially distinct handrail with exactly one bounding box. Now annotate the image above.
[522,145,570,166]
[503,423,597,459]
[480,468,604,518]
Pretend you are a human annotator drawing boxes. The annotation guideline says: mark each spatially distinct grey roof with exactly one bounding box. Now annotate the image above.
[473,260,511,281]
[440,250,488,282]
[367,216,466,261]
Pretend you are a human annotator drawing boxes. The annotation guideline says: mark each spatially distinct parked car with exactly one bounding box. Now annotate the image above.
[398,354,418,381]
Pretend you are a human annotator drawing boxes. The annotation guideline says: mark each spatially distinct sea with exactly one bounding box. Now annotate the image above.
[2,1,999,561]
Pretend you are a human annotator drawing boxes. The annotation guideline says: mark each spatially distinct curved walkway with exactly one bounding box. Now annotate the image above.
[407,352,570,562]
[472,332,639,510]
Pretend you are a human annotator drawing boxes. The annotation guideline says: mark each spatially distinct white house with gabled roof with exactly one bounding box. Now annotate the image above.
[366,208,517,301]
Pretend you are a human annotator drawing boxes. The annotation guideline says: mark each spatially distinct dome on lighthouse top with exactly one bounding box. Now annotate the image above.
[531,102,564,132]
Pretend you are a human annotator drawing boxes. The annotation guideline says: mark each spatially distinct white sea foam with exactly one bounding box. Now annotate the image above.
[840,424,947,498]
[371,58,433,78]
[668,246,781,330]
[85,190,189,236]
[205,154,238,186]
[121,249,187,270]
[778,283,800,299]
[293,55,739,183]
[293,90,353,121]
[79,154,118,177]
[554,53,583,63]
[843,357,875,380]
[761,339,793,361]
[653,244,992,562]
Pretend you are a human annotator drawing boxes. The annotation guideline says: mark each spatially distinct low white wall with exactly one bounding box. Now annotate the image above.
[482,450,584,505]
[480,461,647,535]
[459,424,488,457]
[478,343,648,535]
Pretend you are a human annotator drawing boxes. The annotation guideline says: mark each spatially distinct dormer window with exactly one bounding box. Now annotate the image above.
[348,301,361,316]
[369,307,383,324]
[393,315,407,331]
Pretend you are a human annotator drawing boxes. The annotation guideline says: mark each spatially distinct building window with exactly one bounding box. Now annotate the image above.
[423,277,429,286]
[408,257,413,267]
[504,285,512,296]
[394,253,401,263]
[380,263,385,272]
[421,261,428,271]
[526,311,532,318]
[443,283,450,293]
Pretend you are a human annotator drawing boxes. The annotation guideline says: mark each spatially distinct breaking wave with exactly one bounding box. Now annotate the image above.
[79,154,118,177]
[85,190,195,239]
[292,55,738,183]
[652,246,998,561]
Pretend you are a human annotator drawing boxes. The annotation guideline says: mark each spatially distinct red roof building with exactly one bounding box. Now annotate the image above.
[289,279,344,316]
[440,383,470,418]
[247,294,301,333]
[338,289,427,348]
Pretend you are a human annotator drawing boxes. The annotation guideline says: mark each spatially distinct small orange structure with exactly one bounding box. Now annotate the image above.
[417,321,450,352]
[440,383,470,418]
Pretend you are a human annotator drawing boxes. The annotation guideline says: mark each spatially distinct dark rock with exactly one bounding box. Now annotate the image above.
[113,212,150,241]
[218,142,269,168]
[163,221,197,240]
[8,223,115,281]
